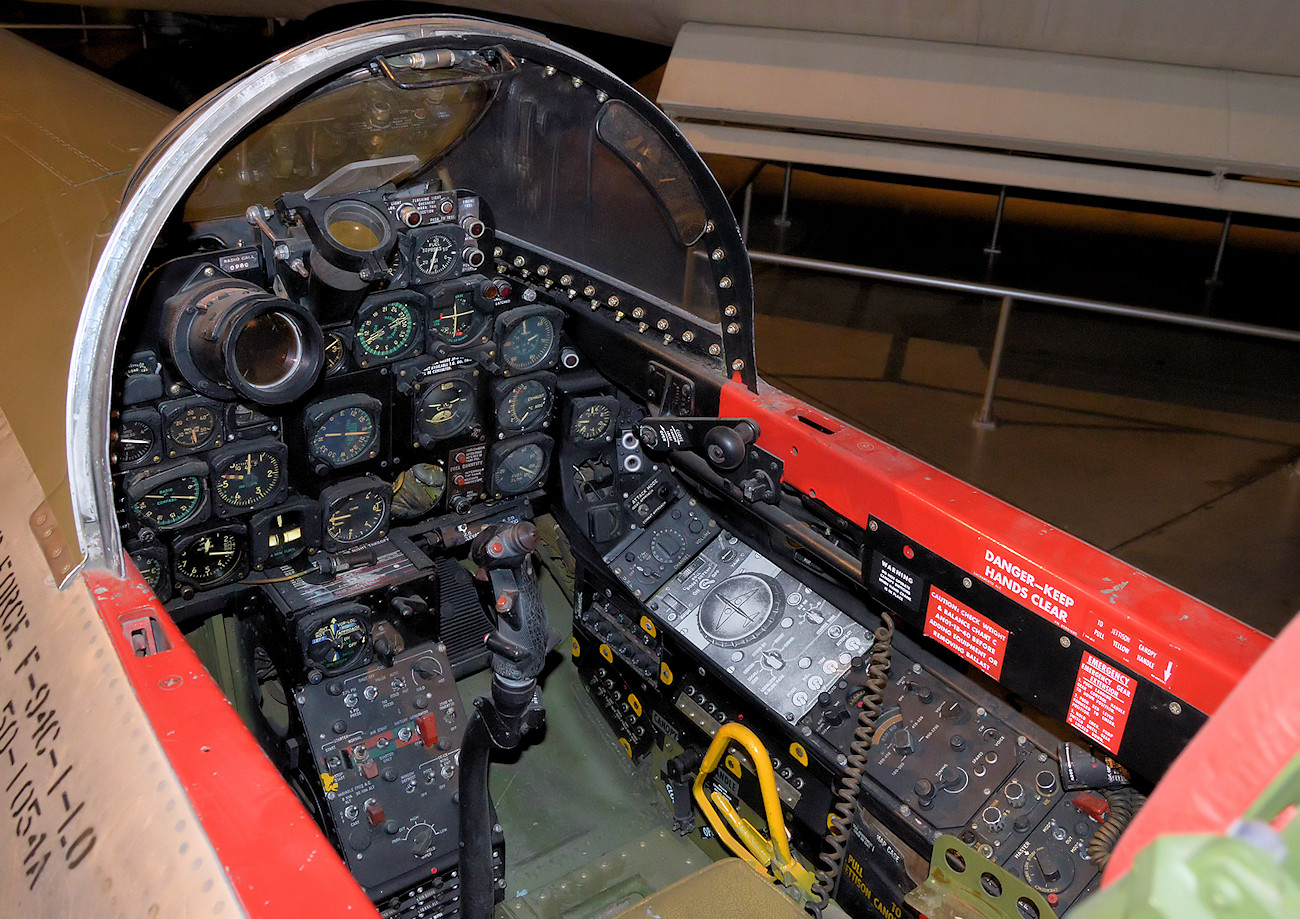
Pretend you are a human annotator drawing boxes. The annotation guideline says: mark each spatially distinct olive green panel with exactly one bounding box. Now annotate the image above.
[0,31,173,567]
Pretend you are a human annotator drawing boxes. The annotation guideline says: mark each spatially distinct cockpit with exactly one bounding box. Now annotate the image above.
[53,15,1272,919]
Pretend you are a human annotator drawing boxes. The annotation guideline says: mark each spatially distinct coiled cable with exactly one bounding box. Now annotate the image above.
[806,611,895,917]
[1087,786,1145,871]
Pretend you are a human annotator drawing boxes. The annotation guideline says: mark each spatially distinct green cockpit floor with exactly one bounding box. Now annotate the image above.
[456,565,712,919]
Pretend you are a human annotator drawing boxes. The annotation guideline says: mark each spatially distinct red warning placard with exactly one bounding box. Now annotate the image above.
[1067,653,1137,754]
[924,587,1010,681]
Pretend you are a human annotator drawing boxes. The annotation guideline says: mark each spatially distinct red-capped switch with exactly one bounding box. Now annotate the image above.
[417,712,439,748]
[366,801,386,827]
[360,760,379,781]
[1071,791,1110,822]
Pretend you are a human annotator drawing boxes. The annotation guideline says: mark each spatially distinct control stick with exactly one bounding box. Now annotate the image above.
[459,521,552,919]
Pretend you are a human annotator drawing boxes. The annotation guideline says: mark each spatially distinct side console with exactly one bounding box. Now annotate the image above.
[293,639,504,916]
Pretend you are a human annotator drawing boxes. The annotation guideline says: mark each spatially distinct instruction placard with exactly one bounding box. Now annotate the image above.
[1066,653,1137,754]
[924,587,1009,680]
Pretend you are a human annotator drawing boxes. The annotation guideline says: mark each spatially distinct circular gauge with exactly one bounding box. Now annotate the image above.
[355,298,420,361]
[303,609,372,674]
[213,447,283,510]
[417,377,476,442]
[130,550,170,600]
[491,442,547,495]
[429,291,484,346]
[166,404,218,453]
[697,573,784,648]
[323,331,348,376]
[572,401,614,441]
[415,233,457,277]
[322,481,390,549]
[116,417,157,465]
[306,399,380,468]
[174,529,247,589]
[497,379,551,431]
[128,465,208,530]
[501,314,557,373]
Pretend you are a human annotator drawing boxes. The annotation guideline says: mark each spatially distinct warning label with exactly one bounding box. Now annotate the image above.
[924,587,1009,681]
[1067,653,1137,754]
[869,551,925,613]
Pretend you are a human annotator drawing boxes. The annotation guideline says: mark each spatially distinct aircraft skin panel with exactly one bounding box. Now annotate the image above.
[0,31,174,567]
[0,410,244,917]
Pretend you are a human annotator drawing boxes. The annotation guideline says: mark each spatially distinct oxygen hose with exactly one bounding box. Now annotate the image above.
[1087,786,1145,871]
[807,611,896,918]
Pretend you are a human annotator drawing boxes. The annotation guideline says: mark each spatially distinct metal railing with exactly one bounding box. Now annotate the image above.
[747,249,1300,427]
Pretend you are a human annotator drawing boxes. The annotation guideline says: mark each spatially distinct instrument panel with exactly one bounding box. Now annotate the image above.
[111,184,566,605]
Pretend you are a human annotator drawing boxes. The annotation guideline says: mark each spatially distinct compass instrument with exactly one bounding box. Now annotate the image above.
[173,526,249,590]
[125,460,211,531]
[320,477,391,551]
[304,395,382,470]
[353,292,424,365]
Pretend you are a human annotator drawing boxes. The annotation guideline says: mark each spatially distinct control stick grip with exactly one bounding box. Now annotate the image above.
[490,559,548,682]
[472,522,549,682]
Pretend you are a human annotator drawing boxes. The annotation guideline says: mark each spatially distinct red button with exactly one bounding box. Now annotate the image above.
[366,801,386,827]
[417,712,439,748]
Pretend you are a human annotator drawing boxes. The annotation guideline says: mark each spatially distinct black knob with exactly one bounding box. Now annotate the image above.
[373,636,395,668]
[1036,770,1058,795]
[1005,781,1026,807]
[411,826,435,856]
[940,701,966,722]
[950,734,967,751]
[1013,815,1033,833]
[917,687,934,703]
[703,425,751,471]
[893,728,919,756]
[1034,852,1062,883]
[914,779,936,806]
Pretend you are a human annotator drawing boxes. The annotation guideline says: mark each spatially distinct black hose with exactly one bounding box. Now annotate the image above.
[1087,786,1145,871]
[806,612,895,917]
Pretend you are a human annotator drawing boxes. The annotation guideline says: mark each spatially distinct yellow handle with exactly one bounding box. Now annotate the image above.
[692,721,814,894]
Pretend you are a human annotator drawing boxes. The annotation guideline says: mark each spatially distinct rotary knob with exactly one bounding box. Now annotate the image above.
[1036,770,1059,796]
[982,806,1004,832]
[893,728,919,756]
[1005,780,1026,808]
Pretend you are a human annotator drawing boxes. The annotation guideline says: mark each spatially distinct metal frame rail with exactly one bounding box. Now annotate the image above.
[746,249,1300,427]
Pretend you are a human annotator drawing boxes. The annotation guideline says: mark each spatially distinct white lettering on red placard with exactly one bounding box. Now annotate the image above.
[924,587,1009,681]
[1066,653,1137,754]
[978,543,1080,634]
